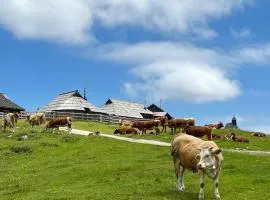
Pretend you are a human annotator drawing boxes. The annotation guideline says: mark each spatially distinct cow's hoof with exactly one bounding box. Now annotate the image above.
[177,185,185,192]
[215,195,221,200]
[199,195,204,200]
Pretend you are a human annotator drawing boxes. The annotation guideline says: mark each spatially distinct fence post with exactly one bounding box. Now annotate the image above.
[99,114,102,122]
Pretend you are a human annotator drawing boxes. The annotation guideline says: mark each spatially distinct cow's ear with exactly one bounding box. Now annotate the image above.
[213,149,222,154]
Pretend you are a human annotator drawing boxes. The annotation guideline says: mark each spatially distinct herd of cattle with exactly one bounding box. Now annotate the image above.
[1,113,268,200]
[115,116,266,142]
[0,112,72,132]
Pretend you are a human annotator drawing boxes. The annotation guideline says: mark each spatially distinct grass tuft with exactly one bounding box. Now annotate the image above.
[10,144,33,153]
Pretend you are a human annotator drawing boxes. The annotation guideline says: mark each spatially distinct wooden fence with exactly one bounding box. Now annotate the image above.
[0,111,146,124]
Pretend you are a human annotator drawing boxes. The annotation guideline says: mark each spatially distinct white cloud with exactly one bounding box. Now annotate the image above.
[230,27,251,38]
[235,43,270,64]
[0,0,253,44]
[0,0,94,45]
[95,42,241,102]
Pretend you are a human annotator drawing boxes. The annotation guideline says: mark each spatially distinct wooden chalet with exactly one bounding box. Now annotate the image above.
[147,104,173,119]
[0,93,25,113]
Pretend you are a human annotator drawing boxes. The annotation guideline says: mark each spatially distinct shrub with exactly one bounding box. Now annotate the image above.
[10,144,33,153]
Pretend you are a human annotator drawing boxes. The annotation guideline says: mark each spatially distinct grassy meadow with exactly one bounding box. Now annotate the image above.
[0,120,269,199]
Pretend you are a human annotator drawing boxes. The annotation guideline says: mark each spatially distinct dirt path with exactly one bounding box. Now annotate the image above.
[60,127,270,155]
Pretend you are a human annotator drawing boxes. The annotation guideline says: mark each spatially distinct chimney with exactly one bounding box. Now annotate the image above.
[83,87,87,100]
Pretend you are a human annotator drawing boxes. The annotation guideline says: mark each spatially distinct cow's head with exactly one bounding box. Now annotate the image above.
[196,147,222,170]
[218,122,224,128]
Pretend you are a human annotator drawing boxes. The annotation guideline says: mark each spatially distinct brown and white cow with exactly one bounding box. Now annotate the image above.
[251,132,266,137]
[154,116,168,132]
[168,118,195,133]
[3,113,19,132]
[45,117,72,132]
[131,120,160,134]
[114,127,140,135]
[205,122,224,129]
[26,113,46,127]
[230,133,249,143]
[118,119,133,127]
[171,133,223,200]
[184,126,213,140]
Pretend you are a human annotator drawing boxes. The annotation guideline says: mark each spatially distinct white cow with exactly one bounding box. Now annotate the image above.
[171,133,223,200]
[3,113,19,132]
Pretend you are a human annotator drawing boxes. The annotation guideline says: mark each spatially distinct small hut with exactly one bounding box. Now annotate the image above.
[99,99,153,119]
[39,90,98,114]
[0,93,25,113]
[147,104,173,119]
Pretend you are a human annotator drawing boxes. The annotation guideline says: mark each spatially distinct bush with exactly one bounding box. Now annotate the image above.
[10,144,33,153]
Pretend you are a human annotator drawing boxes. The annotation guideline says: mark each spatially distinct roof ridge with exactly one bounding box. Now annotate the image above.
[59,90,78,95]
[110,98,145,105]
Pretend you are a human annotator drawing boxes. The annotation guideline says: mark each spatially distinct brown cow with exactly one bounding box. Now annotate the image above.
[118,119,133,127]
[184,126,213,140]
[26,113,46,127]
[212,133,230,140]
[231,133,249,143]
[3,113,19,132]
[168,118,195,134]
[171,133,223,200]
[131,120,160,134]
[154,116,168,132]
[205,122,224,129]
[251,132,266,137]
[114,127,140,135]
[45,117,72,132]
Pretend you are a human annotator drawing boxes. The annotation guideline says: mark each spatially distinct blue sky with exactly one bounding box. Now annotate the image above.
[1,0,270,133]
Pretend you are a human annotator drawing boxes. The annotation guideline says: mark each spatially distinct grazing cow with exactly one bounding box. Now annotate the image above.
[114,127,140,135]
[212,133,230,140]
[119,119,133,127]
[131,120,160,134]
[231,133,249,143]
[45,117,72,132]
[154,116,168,132]
[26,113,46,127]
[251,132,266,137]
[205,122,224,129]
[184,126,213,140]
[3,113,19,132]
[168,118,195,134]
[171,133,223,200]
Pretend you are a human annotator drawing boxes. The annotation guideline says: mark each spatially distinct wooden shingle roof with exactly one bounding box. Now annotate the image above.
[0,93,25,111]
[99,99,153,119]
[39,90,98,113]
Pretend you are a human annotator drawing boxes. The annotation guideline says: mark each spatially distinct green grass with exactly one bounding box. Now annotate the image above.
[0,121,269,199]
[73,121,270,151]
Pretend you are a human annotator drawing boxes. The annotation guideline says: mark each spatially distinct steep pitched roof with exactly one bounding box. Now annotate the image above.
[0,93,25,111]
[147,104,165,112]
[99,99,153,119]
[147,104,173,119]
[39,90,98,112]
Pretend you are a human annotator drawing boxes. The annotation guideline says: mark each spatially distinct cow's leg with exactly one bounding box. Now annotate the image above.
[214,170,221,200]
[173,157,185,192]
[199,173,205,200]
[177,165,185,192]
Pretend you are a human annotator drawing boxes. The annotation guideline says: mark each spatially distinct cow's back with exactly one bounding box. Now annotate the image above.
[171,134,202,171]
